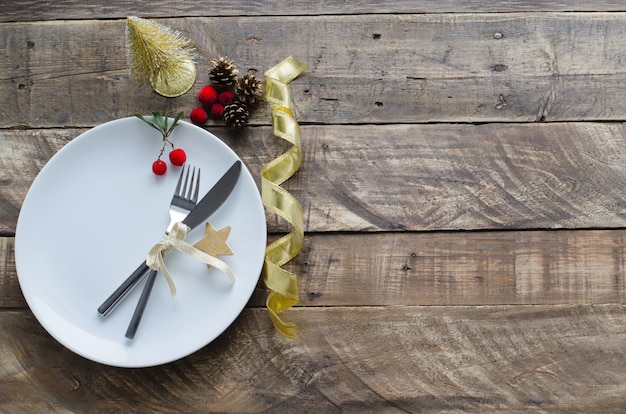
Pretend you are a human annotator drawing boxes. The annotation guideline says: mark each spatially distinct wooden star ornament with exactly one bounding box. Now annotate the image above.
[193,223,233,267]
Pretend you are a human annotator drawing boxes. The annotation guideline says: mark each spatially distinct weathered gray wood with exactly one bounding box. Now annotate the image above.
[1,0,626,22]
[2,122,626,234]
[5,229,626,309]
[1,305,625,412]
[0,129,73,236]
[289,122,626,232]
[3,5,626,412]
[0,238,19,308]
[277,229,626,307]
[3,13,626,127]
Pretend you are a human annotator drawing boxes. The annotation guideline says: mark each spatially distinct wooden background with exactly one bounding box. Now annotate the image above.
[2,1,626,412]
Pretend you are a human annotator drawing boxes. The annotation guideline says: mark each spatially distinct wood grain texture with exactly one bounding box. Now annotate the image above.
[2,122,625,234]
[3,13,626,127]
[1,305,625,412]
[291,122,626,232]
[280,229,626,307]
[2,1,626,22]
[0,237,20,308]
[3,4,626,412]
[0,129,73,235]
[4,229,626,309]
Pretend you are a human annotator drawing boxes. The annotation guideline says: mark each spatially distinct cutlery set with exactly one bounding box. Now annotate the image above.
[98,160,242,339]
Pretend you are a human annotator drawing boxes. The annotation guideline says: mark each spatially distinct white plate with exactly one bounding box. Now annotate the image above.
[15,117,266,368]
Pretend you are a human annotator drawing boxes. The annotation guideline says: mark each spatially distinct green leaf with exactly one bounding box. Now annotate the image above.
[167,111,183,136]
[135,113,162,133]
[173,111,183,126]
[136,111,183,139]
[153,112,166,132]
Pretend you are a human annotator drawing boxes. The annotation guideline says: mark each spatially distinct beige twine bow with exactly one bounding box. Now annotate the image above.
[146,222,235,296]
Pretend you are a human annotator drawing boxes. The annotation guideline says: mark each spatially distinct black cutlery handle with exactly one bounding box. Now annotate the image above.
[125,269,158,339]
[97,261,150,317]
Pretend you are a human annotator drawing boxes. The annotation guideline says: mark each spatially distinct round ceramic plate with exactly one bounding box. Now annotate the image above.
[15,117,266,368]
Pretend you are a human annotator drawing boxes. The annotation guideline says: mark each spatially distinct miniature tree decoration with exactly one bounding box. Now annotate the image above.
[125,16,196,97]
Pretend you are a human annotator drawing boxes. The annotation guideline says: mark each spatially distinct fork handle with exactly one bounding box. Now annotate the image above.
[97,261,150,317]
[125,269,158,339]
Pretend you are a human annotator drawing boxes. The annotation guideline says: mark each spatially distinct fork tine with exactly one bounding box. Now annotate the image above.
[181,165,191,197]
[185,166,195,201]
[191,168,200,204]
[174,165,186,197]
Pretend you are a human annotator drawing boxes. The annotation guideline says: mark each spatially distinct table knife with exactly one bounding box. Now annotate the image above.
[97,160,242,318]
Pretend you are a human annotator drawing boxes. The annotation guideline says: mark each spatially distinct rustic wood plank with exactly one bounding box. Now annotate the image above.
[4,229,626,308]
[4,3,625,412]
[0,129,76,235]
[3,13,626,127]
[0,237,19,308]
[1,305,625,412]
[1,0,626,22]
[290,122,626,232]
[2,122,626,234]
[277,229,626,307]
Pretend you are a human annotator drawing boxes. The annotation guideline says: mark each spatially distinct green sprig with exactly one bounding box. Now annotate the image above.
[135,111,183,140]
[136,111,184,159]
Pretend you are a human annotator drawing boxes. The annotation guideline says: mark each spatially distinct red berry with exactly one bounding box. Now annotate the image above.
[169,148,187,166]
[152,159,167,175]
[218,90,235,105]
[198,85,218,106]
[211,103,225,119]
[189,107,208,125]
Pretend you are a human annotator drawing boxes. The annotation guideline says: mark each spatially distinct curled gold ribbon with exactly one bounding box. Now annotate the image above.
[262,56,308,338]
[146,222,236,296]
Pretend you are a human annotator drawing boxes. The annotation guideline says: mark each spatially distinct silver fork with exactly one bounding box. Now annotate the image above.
[124,165,201,339]
[98,165,201,318]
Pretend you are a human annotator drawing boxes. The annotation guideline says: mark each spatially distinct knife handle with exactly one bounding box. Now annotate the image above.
[97,261,150,317]
[125,269,157,339]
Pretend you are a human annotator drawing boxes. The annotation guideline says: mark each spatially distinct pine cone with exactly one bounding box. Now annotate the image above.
[208,56,239,87]
[235,74,263,105]
[222,100,249,130]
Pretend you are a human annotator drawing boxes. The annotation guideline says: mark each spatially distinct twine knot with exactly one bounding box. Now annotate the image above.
[146,222,235,296]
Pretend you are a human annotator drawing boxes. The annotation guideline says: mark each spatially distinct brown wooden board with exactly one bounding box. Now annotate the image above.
[4,229,626,309]
[3,14,626,127]
[3,5,626,412]
[1,305,625,412]
[2,122,625,234]
[2,1,626,22]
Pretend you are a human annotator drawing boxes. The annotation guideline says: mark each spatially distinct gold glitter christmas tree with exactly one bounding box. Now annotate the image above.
[125,16,196,97]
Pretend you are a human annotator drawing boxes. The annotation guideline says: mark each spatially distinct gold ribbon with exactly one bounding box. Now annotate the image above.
[146,222,236,296]
[262,56,308,338]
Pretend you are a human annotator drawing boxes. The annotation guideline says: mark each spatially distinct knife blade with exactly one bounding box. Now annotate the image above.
[97,160,242,318]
